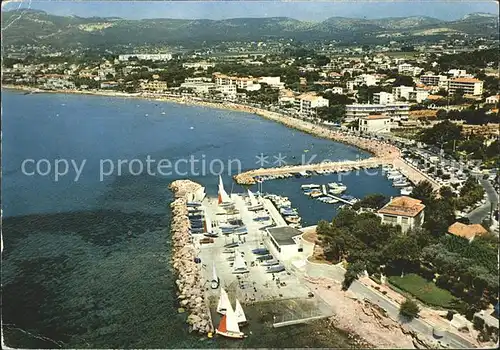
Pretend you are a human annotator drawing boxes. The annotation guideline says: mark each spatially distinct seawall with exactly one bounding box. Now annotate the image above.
[168,180,213,334]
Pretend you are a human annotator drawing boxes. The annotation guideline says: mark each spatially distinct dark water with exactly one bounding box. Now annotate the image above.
[1,90,394,348]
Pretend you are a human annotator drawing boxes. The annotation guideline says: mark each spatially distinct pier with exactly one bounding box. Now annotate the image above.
[234,157,385,185]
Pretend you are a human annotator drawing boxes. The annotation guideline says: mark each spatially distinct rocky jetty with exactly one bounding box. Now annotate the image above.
[168,180,213,334]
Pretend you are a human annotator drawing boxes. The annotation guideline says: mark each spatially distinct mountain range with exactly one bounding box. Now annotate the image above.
[2,9,498,48]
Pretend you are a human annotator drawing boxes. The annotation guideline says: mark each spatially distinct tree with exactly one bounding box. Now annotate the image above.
[410,181,435,205]
[342,261,366,290]
[399,299,420,320]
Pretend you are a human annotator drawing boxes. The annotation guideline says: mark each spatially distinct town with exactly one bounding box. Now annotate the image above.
[2,6,499,350]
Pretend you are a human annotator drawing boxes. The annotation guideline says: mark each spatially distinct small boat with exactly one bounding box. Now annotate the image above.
[328,182,347,191]
[211,263,220,289]
[266,264,285,273]
[400,186,413,196]
[280,208,298,216]
[252,248,269,255]
[187,202,202,207]
[256,254,273,261]
[310,191,323,198]
[234,299,247,326]
[216,300,245,339]
[232,250,249,274]
[328,187,345,194]
[285,216,301,224]
[204,232,219,238]
[262,259,279,266]
[217,288,231,315]
[224,242,239,248]
[301,184,320,190]
[199,238,214,244]
[393,180,410,188]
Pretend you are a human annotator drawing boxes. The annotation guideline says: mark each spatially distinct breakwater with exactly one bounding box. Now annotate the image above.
[168,180,213,335]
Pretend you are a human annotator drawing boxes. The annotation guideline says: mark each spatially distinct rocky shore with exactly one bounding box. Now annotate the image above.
[168,180,213,335]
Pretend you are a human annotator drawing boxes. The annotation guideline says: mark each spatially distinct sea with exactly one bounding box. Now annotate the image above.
[1,90,398,348]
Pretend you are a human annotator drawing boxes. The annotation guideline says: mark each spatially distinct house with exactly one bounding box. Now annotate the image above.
[377,196,425,232]
[278,89,296,105]
[393,86,415,101]
[213,73,261,91]
[447,222,488,241]
[265,226,304,261]
[258,76,285,89]
[485,95,500,105]
[358,114,393,133]
[182,61,215,70]
[294,93,329,116]
[448,77,484,96]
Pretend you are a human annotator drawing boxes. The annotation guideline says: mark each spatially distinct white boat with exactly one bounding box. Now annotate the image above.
[234,299,247,325]
[262,259,279,266]
[211,263,220,289]
[218,175,232,205]
[232,250,249,274]
[301,184,320,190]
[393,180,410,188]
[217,288,231,315]
[247,189,264,211]
[387,171,402,180]
[216,299,245,339]
[328,182,347,191]
[194,186,206,202]
[400,186,413,196]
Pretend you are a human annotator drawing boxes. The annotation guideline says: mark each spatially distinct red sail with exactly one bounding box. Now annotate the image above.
[217,315,227,333]
[218,192,222,204]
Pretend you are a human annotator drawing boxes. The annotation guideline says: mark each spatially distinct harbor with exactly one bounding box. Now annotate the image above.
[169,177,334,339]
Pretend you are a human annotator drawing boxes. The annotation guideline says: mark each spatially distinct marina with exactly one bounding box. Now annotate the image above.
[170,177,334,339]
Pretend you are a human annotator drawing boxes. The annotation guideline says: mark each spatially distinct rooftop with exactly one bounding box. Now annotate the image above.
[365,114,391,120]
[267,226,303,246]
[450,77,482,83]
[448,222,488,240]
[378,196,425,218]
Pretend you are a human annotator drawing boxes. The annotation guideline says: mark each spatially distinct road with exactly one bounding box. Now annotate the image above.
[349,280,476,349]
[467,179,499,224]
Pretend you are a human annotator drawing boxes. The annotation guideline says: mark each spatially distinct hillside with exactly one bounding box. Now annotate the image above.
[1,9,498,48]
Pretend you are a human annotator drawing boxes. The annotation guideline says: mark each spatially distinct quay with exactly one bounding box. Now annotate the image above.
[234,157,385,185]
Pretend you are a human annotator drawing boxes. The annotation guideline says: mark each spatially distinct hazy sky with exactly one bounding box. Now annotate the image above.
[2,1,498,21]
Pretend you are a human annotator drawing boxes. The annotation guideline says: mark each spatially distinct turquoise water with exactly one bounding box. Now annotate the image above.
[1,90,396,348]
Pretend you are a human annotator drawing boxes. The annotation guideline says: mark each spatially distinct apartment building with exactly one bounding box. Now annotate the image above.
[182,61,215,70]
[213,73,261,91]
[294,93,329,116]
[118,53,173,61]
[377,196,426,233]
[258,76,285,89]
[393,86,415,101]
[358,114,393,133]
[142,80,168,92]
[398,63,423,76]
[448,77,484,96]
[345,103,410,121]
[373,91,394,104]
[420,74,448,87]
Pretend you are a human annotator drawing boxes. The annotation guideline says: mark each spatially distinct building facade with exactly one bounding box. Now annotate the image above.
[358,114,393,133]
[294,93,329,116]
[373,91,395,104]
[448,78,484,96]
[377,196,425,232]
[345,103,410,121]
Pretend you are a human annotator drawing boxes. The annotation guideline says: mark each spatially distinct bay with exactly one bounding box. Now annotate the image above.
[1,90,397,348]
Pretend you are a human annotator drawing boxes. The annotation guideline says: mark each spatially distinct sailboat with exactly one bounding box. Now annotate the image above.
[218,176,232,206]
[194,186,206,202]
[217,288,231,315]
[211,263,220,289]
[247,189,263,211]
[234,299,247,326]
[232,249,249,274]
[216,301,245,339]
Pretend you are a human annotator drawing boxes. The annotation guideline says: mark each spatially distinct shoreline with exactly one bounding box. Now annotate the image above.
[4,85,396,158]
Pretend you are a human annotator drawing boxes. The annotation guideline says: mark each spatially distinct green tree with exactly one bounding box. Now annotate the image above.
[342,261,366,290]
[399,299,420,320]
[410,181,436,205]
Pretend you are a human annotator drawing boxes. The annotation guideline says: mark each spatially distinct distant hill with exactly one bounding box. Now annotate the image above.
[1,9,498,48]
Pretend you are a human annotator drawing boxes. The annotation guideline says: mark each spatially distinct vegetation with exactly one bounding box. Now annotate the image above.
[437,48,499,71]
[391,274,455,308]
[399,298,421,320]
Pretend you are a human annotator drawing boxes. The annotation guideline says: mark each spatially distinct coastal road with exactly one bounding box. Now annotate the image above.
[467,179,498,224]
[349,280,476,349]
